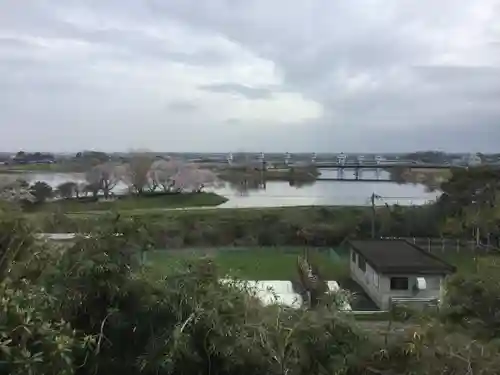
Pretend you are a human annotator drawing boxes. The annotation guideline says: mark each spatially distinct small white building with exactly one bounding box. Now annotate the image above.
[348,239,455,311]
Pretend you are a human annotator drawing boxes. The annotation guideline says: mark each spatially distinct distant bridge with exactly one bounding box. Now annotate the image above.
[316,177,392,182]
[307,162,455,169]
[216,152,500,170]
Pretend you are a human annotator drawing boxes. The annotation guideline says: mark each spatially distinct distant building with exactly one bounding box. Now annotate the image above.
[349,239,455,310]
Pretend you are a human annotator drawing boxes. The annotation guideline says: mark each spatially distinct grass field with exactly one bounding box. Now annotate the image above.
[28,192,228,213]
[441,252,500,273]
[146,247,350,281]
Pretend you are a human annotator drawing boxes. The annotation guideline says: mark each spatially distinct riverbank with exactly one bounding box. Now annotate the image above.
[388,167,451,189]
[36,204,442,247]
[26,192,228,213]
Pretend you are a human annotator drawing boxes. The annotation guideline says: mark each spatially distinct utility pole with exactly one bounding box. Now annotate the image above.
[371,193,376,238]
[370,193,382,239]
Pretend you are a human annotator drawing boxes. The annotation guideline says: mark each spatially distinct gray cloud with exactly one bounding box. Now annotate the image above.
[1,0,500,152]
[199,83,273,99]
[166,100,198,112]
[151,0,500,152]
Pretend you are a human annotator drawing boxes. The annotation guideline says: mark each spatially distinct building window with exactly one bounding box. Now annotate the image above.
[390,277,409,290]
[351,251,357,263]
[358,256,366,272]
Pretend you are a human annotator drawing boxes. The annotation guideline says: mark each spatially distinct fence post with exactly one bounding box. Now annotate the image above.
[428,238,431,252]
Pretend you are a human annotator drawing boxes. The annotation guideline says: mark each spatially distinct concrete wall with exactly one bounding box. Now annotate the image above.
[350,248,443,310]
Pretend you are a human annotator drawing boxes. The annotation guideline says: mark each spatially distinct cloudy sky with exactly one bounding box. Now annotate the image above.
[1,0,500,153]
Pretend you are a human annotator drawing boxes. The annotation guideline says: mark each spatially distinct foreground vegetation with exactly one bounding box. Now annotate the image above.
[1,209,500,374]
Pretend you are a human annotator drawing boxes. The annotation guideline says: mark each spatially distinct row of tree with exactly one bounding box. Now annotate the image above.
[0,155,222,204]
[10,151,55,164]
[437,166,500,245]
[78,155,221,199]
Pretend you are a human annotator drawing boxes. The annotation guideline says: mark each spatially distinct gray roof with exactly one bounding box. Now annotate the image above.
[349,239,455,275]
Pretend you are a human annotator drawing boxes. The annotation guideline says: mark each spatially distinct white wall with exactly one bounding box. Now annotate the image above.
[377,274,442,310]
[350,250,384,307]
[350,248,444,310]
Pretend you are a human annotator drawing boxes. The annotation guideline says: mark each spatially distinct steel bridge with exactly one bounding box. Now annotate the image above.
[303,162,453,169]
[221,152,497,170]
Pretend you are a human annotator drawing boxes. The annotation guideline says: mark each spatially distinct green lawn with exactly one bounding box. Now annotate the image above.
[29,192,228,213]
[441,252,500,274]
[144,245,492,282]
[146,247,350,281]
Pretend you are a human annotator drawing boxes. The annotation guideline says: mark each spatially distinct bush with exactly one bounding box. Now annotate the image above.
[39,231,367,375]
[0,281,87,375]
[442,258,500,339]
[38,206,444,248]
[29,181,53,203]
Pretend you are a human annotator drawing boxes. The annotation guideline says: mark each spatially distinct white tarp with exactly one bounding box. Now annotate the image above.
[220,279,302,308]
[221,279,351,310]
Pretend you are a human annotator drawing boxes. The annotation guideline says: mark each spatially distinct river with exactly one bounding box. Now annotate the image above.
[21,169,440,208]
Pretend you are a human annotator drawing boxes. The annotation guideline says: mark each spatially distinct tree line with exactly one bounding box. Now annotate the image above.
[0,154,221,206]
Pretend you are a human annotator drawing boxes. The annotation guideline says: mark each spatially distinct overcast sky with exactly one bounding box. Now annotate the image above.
[1,0,500,153]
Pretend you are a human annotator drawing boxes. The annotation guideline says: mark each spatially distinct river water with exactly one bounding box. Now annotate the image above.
[22,169,440,208]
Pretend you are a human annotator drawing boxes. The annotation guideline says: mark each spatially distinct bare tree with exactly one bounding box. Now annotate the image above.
[85,163,124,199]
[123,154,154,194]
[149,158,183,192]
[172,163,222,192]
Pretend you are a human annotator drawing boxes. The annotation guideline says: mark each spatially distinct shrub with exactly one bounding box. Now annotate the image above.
[442,258,500,339]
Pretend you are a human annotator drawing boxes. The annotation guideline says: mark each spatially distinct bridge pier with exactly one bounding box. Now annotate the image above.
[337,168,344,179]
[354,166,361,180]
